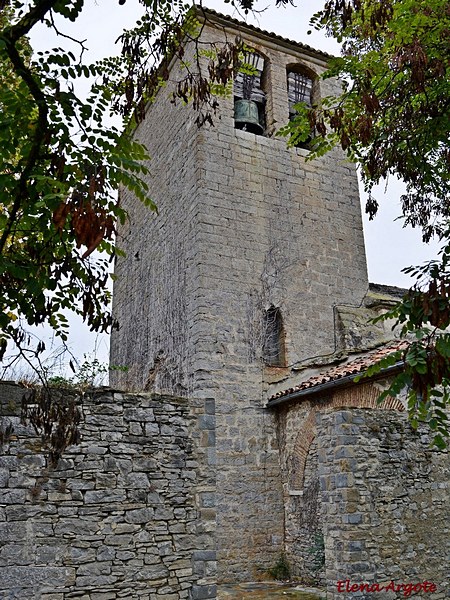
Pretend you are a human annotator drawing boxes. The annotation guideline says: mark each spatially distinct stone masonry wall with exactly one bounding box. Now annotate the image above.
[110,34,217,589]
[284,436,325,584]
[111,11,369,583]
[274,381,405,581]
[318,408,449,600]
[0,383,214,600]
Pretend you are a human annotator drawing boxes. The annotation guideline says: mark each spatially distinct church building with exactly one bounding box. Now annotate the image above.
[109,8,448,599]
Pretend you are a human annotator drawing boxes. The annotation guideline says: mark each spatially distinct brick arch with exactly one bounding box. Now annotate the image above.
[289,409,318,491]
[288,384,405,490]
[330,383,405,412]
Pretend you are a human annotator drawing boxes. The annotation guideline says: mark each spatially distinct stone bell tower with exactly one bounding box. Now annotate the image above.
[110,7,368,586]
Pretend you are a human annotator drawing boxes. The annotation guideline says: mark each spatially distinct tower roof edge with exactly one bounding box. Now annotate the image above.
[195,5,334,64]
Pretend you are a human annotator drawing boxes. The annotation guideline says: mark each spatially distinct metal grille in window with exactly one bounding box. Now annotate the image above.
[234,52,265,102]
[288,72,313,118]
[262,306,286,367]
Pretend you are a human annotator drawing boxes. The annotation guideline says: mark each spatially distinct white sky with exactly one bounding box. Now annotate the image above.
[20,0,440,374]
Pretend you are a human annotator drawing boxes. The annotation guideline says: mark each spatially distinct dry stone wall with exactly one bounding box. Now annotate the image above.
[284,437,325,584]
[318,409,449,600]
[0,383,214,600]
[275,389,449,596]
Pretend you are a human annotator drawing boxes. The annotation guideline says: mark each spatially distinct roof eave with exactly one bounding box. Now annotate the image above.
[266,362,404,409]
[195,6,334,65]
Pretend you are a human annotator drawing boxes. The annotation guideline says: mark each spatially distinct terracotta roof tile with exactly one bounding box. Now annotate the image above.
[269,340,408,402]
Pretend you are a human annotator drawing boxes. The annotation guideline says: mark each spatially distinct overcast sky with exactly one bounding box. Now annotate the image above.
[24,0,440,373]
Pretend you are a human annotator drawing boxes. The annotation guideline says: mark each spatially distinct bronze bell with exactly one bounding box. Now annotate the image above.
[234,99,264,134]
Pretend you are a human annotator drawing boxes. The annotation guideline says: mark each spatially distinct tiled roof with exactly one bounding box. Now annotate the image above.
[198,7,333,60]
[269,340,409,402]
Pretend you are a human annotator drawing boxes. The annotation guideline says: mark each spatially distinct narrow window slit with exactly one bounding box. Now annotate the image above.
[263,306,286,367]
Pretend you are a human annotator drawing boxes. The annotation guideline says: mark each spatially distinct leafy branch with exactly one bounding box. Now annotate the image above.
[0,1,248,374]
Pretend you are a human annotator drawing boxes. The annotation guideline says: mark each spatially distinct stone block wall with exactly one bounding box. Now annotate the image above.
[2,381,449,599]
[110,11,369,581]
[0,384,213,600]
[110,30,218,584]
[318,409,449,600]
[274,381,405,582]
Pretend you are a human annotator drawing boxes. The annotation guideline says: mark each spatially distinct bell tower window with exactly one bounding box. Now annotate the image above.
[287,66,317,149]
[234,50,266,136]
[262,306,286,367]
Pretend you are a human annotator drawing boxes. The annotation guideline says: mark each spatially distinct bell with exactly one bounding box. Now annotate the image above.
[234,99,264,135]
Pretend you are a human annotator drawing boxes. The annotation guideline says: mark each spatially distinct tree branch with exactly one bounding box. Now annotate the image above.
[0,1,60,255]
[2,0,59,41]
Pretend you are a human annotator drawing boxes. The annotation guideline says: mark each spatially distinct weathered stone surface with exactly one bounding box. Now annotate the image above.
[125,508,154,523]
[317,409,449,600]
[0,386,208,600]
[191,584,217,599]
[3,11,448,600]
[0,566,75,588]
[110,9,367,581]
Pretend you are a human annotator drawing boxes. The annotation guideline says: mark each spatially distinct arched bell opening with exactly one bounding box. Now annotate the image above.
[234,50,267,135]
[286,63,319,149]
